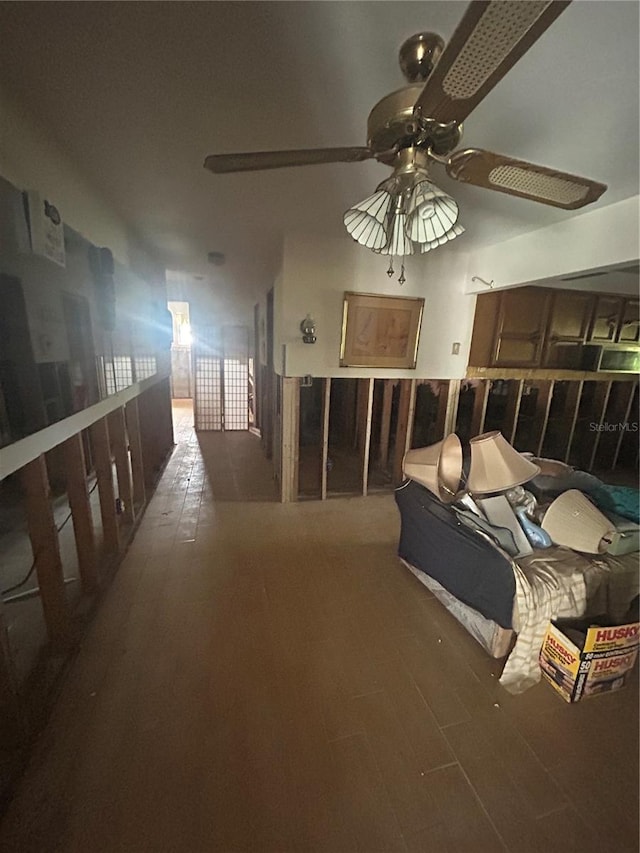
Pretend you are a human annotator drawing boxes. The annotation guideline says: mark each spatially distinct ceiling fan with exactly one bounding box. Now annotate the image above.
[204,0,606,265]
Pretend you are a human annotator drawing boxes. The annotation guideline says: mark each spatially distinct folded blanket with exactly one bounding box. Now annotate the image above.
[499,548,588,694]
[590,484,640,524]
[529,465,640,524]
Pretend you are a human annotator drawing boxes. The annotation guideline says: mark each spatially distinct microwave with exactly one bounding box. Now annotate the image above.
[580,344,640,373]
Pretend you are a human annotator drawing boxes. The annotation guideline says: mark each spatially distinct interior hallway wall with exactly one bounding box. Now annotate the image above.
[275,233,475,380]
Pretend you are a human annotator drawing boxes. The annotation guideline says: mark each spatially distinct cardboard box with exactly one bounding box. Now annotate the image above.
[539,619,639,702]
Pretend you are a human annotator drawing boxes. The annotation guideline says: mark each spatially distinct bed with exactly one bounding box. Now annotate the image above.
[394,477,639,692]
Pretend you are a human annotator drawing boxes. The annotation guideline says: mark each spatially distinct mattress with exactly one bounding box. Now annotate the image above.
[401,558,514,658]
[395,479,516,629]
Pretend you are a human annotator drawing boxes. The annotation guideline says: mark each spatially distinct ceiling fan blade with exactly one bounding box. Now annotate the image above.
[446,149,607,209]
[413,0,571,124]
[204,147,374,174]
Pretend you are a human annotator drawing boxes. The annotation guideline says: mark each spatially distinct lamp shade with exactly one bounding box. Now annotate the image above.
[403,434,463,503]
[406,180,459,243]
[343,188,392,250]
[541,489,618,554]
[419,221,465,252]
[467,431,540,495]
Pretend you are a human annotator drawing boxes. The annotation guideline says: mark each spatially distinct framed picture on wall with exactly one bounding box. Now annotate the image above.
[339,291,424,368]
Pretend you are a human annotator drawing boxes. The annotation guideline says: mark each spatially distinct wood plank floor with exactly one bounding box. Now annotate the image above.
[0,400,638,852]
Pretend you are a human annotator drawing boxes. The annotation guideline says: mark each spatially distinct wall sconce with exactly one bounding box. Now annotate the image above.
[300,314,317,344]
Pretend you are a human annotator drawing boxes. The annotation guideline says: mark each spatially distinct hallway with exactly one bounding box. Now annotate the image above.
[0,403,637,852]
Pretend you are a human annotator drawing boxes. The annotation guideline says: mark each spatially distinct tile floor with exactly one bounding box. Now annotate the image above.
[0,400,638,852]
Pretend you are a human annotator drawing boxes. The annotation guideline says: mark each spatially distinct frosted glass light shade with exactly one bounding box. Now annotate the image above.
[345,172,465,258]
[541,489,617,554]
[407,181,459,243]
[403,434,463,503]
[467,431,540,494]
[376,209,414,256]
[419,221,465,253]
[343,188,392,250]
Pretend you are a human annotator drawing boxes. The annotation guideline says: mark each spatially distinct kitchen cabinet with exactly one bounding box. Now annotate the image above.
[543,291,594,368]
[469,288,549,368]
[617,298,639,343]
[469,286,639,372]
[589,295,623,343]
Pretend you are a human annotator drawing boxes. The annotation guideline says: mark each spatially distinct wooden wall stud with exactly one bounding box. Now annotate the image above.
[20,455,71,649]
[378,380,395,468]
[393,379,417,484]
[470,379,490,437]
[320,378,331,501]
[90,417,120,554]
[125,398,146,511]
[108,407,134,525]
[62,433,99,593]
[361,378,374,497]
[503,380,524,445]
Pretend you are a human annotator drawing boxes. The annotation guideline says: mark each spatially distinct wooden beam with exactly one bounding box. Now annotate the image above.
[596,381,637,471]
[533,380,555,457]
[503,380,524,445]
[361,379,374,497]
[442,379,461,438]
[125,398,146,510]
[280,377,300,502]
[108,407,135,525]
[354,379,367,453]
[470,380,490,437]
[587,381,613,471]
[20,455,71,649]
[392,379,416,485]
[559,380,584,463]
[378,380,394,469]
[466,366,633,382]
[62,433,99,593]
[90,417,120,554]
[406,379,417,454]
[320,378,331,501]
[612,382,637,470]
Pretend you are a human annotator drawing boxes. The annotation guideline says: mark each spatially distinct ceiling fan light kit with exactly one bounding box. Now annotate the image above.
[204,0,607,279]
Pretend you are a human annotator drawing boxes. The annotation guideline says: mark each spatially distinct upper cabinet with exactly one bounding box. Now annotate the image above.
[468,287,549,368]
[469,286,640,370]
[589,295,623,343]
[544,291,594,368]
[495,289,550,367]
[618,299,640,344]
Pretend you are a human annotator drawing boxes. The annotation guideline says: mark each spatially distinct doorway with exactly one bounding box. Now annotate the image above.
[168,300,192,399]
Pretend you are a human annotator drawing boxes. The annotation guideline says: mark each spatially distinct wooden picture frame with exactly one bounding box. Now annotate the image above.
[339,291,424,368]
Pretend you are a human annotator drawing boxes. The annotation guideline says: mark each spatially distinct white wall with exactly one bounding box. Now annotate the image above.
[465,196,640,294]
[276,233,476,379]
[0,86,163,372]
[0,85,163,285]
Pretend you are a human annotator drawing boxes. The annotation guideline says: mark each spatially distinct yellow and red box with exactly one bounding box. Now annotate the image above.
[539,620,639,702]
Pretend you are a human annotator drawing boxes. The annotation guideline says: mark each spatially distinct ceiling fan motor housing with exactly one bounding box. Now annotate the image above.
[367,84,462,163]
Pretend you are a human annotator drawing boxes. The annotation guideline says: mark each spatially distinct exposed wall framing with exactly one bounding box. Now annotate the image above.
[292,372,638,502]
[0,374,174,798]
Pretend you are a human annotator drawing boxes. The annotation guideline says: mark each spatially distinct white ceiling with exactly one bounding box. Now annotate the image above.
[1,1,638,315]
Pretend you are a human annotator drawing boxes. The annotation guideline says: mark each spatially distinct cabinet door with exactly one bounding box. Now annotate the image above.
[590,295,622,342]
[618,299,640,343]
[544,291,594,367]
[493,290,549,367]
